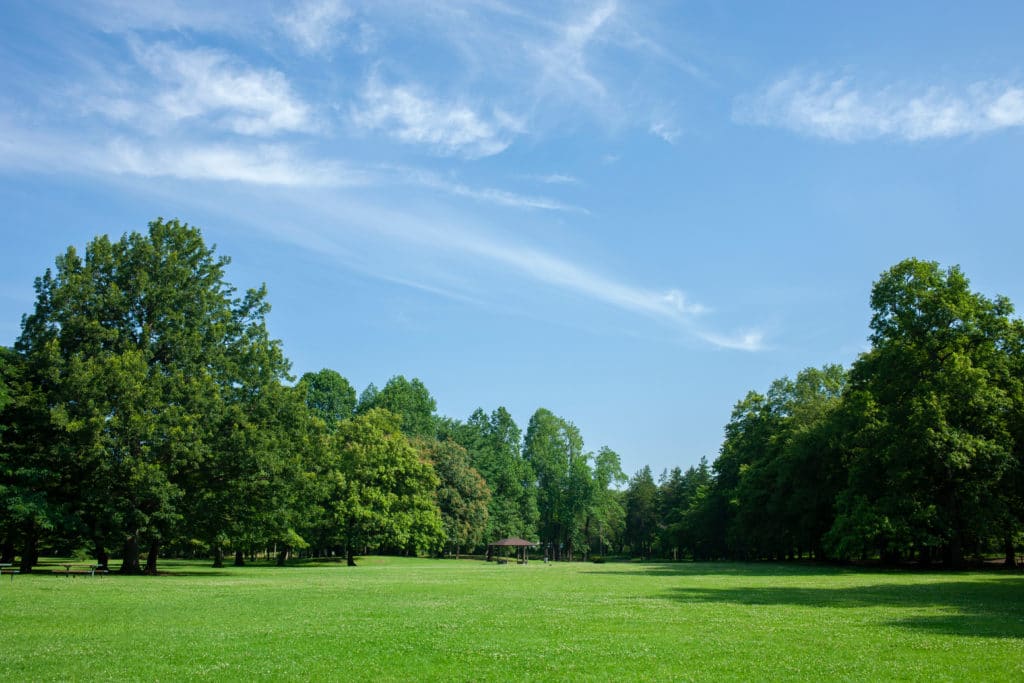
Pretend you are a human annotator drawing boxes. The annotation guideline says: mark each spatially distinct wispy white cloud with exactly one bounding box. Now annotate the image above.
[0,117,581,211]
[696,329,765,352]
[736,72,1024,141]
[100,139,362,185]
[352,76,523,157]
[0,120,363,187]
[280,0,353,54]
[394,168,585,212]
[649,120,680,144]
[532,1,617,99]
[1,116,761,351]
[533,173,580,185]
[361,213,710,323]
[130,42,314,135]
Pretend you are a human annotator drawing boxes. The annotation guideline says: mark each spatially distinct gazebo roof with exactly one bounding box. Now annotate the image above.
[488,537,537,547]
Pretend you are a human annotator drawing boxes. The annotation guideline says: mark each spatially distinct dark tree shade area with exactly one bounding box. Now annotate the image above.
[1,224,1022,570]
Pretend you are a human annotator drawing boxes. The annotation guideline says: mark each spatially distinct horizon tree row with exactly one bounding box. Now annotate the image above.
[0,219,627,572]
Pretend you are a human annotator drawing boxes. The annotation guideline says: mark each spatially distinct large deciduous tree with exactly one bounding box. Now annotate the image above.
[828,259,1019,566]
[417,437,490,558]
[330,409,445,566]
[13,219,290,573]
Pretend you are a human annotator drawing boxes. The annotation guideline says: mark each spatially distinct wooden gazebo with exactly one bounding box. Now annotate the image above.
[488,537,537,564]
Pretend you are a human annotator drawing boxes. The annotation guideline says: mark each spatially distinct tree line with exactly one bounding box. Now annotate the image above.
[618,259,1024,568]
[0,220,627,572]
[2,220,1021,572]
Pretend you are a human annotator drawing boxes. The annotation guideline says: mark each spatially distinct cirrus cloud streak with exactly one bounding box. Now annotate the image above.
[736,72,1024,142]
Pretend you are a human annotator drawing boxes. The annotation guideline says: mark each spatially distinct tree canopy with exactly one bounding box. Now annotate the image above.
[4,227,1022,570]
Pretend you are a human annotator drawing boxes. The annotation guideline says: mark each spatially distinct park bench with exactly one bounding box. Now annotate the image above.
[0,563,18,581]
[53,564,108,577]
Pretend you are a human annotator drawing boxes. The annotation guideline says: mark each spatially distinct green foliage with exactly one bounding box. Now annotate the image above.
[298,369,356,428]
[828,259,1019,565]
[624,465,659,558]
[457,407,538,543]
[329,409,445,564]
[8,226,1022,572]
[417,437,490,556]
[360,375,438,439]
[10,219,292,572]
[524,408,593,559]
[690,258,1024,566]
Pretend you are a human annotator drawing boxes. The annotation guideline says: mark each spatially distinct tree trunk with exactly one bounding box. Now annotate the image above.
[276,545,290,566]
[234,549,245,566]
[346,544,356,567]
[1004,536,1017,568]
[120,535,142,574]
[944,535,965,569]
[213,545,225,568]
[19,530,38,573]
[1,541,15,565]
[94,542,109,569]
[144,539,160,574]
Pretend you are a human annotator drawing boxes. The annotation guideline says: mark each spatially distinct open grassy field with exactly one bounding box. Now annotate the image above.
[1,557,1022,681]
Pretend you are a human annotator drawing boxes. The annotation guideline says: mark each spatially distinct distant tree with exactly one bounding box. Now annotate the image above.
[418,438,490,558]
[705,365,846,562]
[586,446,627,558]
[362,376,438,439]
[524,408,592,560]
[624,466,659,559]
[458,407,538,544]
[330,409,445,566]
[298,369,356,428]
[673,458,714,559]
[355,383,378,415]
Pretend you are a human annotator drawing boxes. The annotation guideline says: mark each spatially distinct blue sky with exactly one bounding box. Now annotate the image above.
[3,1,1024,477]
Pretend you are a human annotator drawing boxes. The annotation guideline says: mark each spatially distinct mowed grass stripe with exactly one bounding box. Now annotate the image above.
[1,558,1021,680]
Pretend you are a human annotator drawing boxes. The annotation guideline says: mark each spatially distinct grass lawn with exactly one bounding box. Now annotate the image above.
[1,557,1022,681]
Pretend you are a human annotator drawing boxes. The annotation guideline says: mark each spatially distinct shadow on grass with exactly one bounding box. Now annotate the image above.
[585,561,863,578]
[666,579,1024,639]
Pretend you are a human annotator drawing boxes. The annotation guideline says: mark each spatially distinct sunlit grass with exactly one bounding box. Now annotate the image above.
[1,557,1021,680]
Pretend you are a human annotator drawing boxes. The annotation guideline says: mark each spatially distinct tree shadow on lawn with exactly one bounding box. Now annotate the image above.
[585,561,865,578]
[666,579,1024,639]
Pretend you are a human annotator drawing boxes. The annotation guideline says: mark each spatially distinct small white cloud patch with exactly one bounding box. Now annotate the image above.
[736,73,1024,142]
[352,77,520,158]
[281,0,353,55]
[133,42,313,136]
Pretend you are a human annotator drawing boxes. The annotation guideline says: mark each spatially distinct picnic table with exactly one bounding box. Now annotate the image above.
[54,563,107,577]
[0,562,18,581]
